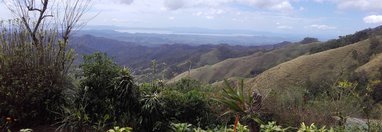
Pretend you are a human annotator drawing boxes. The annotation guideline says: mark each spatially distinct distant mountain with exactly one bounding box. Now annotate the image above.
[70,34,281,81]
[74,29,294,46]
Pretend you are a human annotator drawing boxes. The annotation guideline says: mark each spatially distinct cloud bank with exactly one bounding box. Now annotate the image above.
[118,0,134,5]
[160,0,294,12]
[364,15,382,24]
[315,0,382,11]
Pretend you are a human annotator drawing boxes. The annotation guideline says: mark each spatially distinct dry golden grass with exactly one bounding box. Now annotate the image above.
[169,42,321,83]
[246,38,375,92]
[356,53,382,78]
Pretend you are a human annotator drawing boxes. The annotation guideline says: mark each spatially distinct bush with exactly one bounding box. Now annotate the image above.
[297,123,334,132]
[0,19,75,126]
[107,126,133,132]
[260,122,288,132]
[139,79,219,131]
[57,52,140,131]
[171,123,193,132]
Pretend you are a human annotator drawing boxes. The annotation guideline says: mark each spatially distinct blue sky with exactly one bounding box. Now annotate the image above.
[1,0,382,39]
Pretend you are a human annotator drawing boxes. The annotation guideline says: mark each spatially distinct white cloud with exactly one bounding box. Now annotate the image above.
[111,18,130,23]
[164,0,186,10]
[111,0,134,4]
[363,15,382,24]
[313,0,325,3]
[309,24,336,30]
[268,1,294,12]
[234,0,294,12]
[119,0,134,4]
[161,0,294,12]
[277,25,293,29]
[206,16,215,19]
[168,16,175,20]
[314,0,382,11]
[337,0,382,10]
[193,8,225,19]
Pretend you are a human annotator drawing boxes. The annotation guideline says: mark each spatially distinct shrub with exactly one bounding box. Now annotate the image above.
[139,80,218,131]
[107,126,133,132]
[171,123,193,132]
[260,122,288,132]
[297,123,334,132]
[0,0,91,127]
[0,20,74,126]
[56,53,140,131]
[227,122,249,132]
[215,79,263,132]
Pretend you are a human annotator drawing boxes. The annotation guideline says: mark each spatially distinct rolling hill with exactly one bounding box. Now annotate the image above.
[169,26,382,84]
[245,36,382,94]
[169,41,321,83]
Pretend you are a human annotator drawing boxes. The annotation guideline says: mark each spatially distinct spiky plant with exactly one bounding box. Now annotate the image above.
[216,79,263,132]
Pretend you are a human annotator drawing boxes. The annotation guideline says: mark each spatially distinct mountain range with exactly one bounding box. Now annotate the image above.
[71,25,382,87]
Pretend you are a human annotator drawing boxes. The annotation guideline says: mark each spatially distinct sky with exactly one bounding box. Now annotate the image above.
[1,0,382,39]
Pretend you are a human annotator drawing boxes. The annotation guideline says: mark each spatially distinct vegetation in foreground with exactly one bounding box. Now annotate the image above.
[2,50,382,131]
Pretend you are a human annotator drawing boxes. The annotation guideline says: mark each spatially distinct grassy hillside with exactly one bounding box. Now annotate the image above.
[246,37,382,93]
[355,52,382,78]
[170,26,382,84]
[169,42,321,83]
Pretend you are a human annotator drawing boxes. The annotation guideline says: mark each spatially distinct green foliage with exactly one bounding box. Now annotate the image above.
[215,80,262,131]
[227,122,249,132]
[297,123,334,132]
[55,103,90,132]
[216,80,260,116]
[0,19,75,126]
[19,128,33,132]
[309,27,381,54]
[139,80,218,131]
[300,37,319,44]
[171,123,193,132]
[139,82,170,131]
[57,52,140,131]
[173,78,205,92]
[107,126,133,132]
[260,122,288,132]
[368,36,382,56]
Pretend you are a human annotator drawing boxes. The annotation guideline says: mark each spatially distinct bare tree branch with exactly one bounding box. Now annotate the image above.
[3,0,93,72]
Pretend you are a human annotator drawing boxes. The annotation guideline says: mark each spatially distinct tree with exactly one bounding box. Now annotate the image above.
[0,0,92,127]
[299,37,319,44]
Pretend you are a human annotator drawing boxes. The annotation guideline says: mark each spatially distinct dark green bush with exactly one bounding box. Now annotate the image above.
[138,79,219,131]
[0,20,75,127]
[57,52,140,131]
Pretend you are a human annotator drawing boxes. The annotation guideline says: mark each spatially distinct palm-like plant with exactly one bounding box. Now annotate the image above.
[113,68,140,127]
[216,79,263,132]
